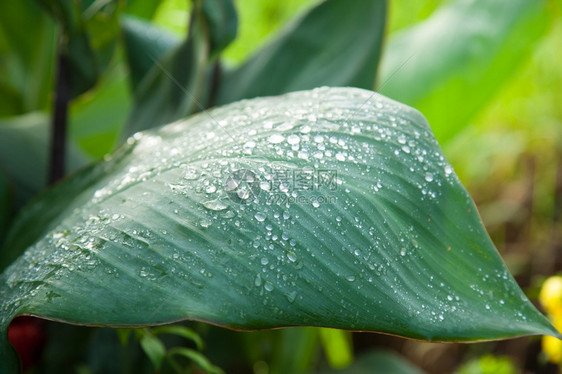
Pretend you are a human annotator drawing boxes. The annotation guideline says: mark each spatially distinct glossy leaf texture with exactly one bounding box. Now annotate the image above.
[214,0,386,105]
[378,0,549,143]
[0,87,559,371]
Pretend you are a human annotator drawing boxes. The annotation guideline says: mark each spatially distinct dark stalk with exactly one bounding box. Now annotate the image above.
[208,60,221,107]
[48,44,70,184]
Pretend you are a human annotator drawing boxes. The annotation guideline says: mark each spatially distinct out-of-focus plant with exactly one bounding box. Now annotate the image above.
[456,354,518,374]
[540,275,562,364]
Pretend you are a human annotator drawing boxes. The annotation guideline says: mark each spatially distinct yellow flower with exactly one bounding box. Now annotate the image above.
[540,276,562,317]
[543,334,562,364]
[540,276,562,364]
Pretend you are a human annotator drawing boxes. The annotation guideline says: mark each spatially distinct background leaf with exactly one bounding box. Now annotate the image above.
[269,328,319,374]
[37,0,99,98]
[124,0,162,20]
[0,0,55,115]
[202,0,237,58]
[318,349,426,374]
[120,1,209,139]
[69,65,132,158]
[378,0,550,143]
[214,0,386,105]
[0,172,11,248]
[0,112,89,208]
[319,328,353,369]
[139,330,166,370]
[0,87,559,372]
[121,15,181,93]
[37,0,121,99]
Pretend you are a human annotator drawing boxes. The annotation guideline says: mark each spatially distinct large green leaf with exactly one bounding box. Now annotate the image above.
[378,0,549,143]
[0,87,559,372]
[214,0,386,105]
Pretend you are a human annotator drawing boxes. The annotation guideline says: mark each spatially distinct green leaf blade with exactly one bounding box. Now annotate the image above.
[121,15,181,93]
[0,87,558,371]
[215,0,387,105]
[378,0,549,143]
[120,2,209,139]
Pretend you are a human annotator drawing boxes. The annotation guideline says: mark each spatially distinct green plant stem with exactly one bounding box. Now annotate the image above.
[49,44,70,184]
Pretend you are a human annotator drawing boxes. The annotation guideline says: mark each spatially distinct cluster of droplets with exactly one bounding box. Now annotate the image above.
[1,87,527,333]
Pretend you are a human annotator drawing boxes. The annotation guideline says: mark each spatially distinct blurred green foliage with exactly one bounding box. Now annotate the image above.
[0,0,560,372]
[456,354,517,374]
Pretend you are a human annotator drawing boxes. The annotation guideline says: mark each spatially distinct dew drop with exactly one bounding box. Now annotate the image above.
[287,134,300,144]
[286,251,298,262]
[264,281,274,292]
[205,185,217,194]
[261,257,269,266]
[199,218,212,228]
[202,199,228,211]
[424,172,434,182]
[237,188,250,200]
[287,291,297,303]
[268,134,285,144]
[255,212,266,222]
[184,169,199,180]
[397,135,407,144]
[300,125,311,134]
[244,141,256,149]
[298,150,309,159]
[444,165,453,176]
[346,275,356,282]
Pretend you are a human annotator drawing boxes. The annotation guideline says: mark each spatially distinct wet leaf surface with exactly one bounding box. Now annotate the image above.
[0,87,558,371]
